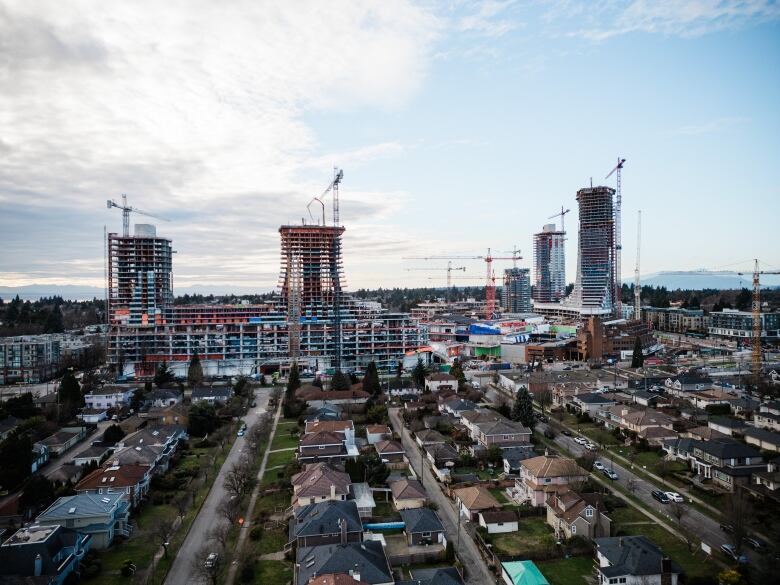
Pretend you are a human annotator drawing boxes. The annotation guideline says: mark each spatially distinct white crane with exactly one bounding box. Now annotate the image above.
[106,194,169,237]
[634,210,641,321]
[605,157,626,317]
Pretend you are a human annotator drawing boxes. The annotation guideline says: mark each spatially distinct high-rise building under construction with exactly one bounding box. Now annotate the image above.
[532,223,565,303]
[563,186,616,315]
[501,268,531,313]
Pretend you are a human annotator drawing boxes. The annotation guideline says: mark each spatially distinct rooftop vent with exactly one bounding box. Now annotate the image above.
[68,507,76,514]
[101,497,111,503]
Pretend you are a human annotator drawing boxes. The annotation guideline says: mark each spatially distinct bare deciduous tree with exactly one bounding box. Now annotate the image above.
[626,477,638,495]
[192,546,219,585]
[208,523,230,551]
[153,516,174,558]
[218,497,240,524]
[224,459,255,500]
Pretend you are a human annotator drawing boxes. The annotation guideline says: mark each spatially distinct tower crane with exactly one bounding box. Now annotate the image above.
[106,194,169,237]
[737,260,780,383]
[605,157,626,318]
[634,210,641,321]
[403,248,522,319]
[406,261,466,288]
[306,168,344,226]
[548,206,571,233]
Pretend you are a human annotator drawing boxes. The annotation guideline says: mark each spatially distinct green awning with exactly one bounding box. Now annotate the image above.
[501,560,550,585]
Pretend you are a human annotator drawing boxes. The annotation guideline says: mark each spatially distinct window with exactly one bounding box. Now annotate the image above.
[544,478,551,484]
[608,579,617,585]
[571,525,576,534]
[619,579,626,584]
[586,508,593,518]
[422,532,431,538]
[319,446,325,450]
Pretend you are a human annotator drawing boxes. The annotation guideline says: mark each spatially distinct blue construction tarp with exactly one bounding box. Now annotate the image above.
[468,324,502,335]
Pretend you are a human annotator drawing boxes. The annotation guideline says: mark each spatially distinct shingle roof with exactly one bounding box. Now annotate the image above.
[694,437,762,460]
[475,419,531,436]
[427,373,456,382]
[407,567,464,585]
[399,507,444,534]
[709,417,747,430]
[442,398,477,412]
[293,500,362,538]
[452,485,499,511]
[375,440,404,455]
[390,478,427,501]
[37,492,124,520]
[595,536,681,578]
[415,429,448,444]
[479,509,517,524]
[425,443,459,461]
[366,425,391,434]
[521,455,588,479]
[300,431,345,447]
[305,420,355,435]
[296,541,392,585]
[743,426,780,446]
[75,463,149,491]
[575,392,616,404]
[291,463,352,498]
[307,574,370,585]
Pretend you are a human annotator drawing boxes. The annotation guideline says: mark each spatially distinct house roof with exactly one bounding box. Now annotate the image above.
[37,492,124,521]
[390,478,427,501]
[107,444,163,466]
[546,491,606,525]
[407,568,464,585]
[461,410,504,424]
[694,437,762,460]
[76,462,149,491]
[503,446,534,467]
[296,541,392,585]
[687,426,728,441]
[709,417,747,430]
[475,419,531,437]
[191,387,232,399]
[366,425,391,434]
[415,429,447,444]
[575,392,616,405]
[425,443,459,460]
[743,426,780,446]
[399,507,444,534]
[442,398,477,412]
[292,463,352,498]
[307,574,370,585]
[621,409,675,428]
[521,455,588,479]
[692,389,737,401]
[0,524,87,580]
[293,500,362,538]
[638,427,678,440]
[297,387,370,401]
[595,536,681,578]
[300,431,345,447]
[501,560,550,585]
[452,485,499,511]
[39,430,79,447]
[375,440,405,455]
[427,373,456,382]
[305,421,354,435]
[479,509,517,524]
[674,375,712,385]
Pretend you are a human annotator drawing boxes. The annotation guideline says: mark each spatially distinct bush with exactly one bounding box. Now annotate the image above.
[239,560,256,583]
[249,526,263,541]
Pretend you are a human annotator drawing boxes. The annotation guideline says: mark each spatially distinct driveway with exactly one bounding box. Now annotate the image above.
[165,386,272,585]
[389,408,496,585]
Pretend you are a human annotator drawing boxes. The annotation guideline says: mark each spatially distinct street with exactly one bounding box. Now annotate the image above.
[165,386,272,585]
[43,419,114,480]
[389,408,496,585]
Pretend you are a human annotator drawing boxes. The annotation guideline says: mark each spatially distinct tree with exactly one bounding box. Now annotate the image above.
[103,424,126,445]
[188,402,218,437]
[43,307,64,333]
[363,362,381,397]
[723,492,751,554]
[187,353,204,388]
[631,336,644,368]
[224,460,255,500]
[735,288,752,311]
[19,475,56,514]
[0,393,41,419]
[537,389,552,414]
[450,359,466,391]
[486,445,503,466]
[412,359,428,389]
[0,430,33,491]
[154,361,175,388]
[366,404,388,424]
[330,370,351,392]
[58,369,83,420]
[511,388,536,430]
[284,362,302,417]
[395,360,403,380]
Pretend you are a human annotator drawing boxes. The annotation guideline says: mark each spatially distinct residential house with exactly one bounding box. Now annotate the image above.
[191,387,233,405]
[684,426,727,442]
[295,541,393,585]
[374,440,406,464]
[708,417,747,437]
[35,492,131,549]
[290,500,363,548]
[755,403,780,431]
[503,446,533,475]
[0,415,21,441]
[389,478,427,510]
[291,463,352,508]
[38,427,86,457]
[106,444,165,474]
[688,389,738,411]
[597,406,675,437]
[545,489,610,541]
[594,536,681,585]
[405,568,464,585]
[690,438,766,492]
[145,403,188,427]
[307,574,370,585]
[0,524,92,585]
[83,386,134,410]
[730,397,761,419]
[77,408,108,424]
[350,482,376,518]
[501,560,550,585]
[414,429,448,448]
[32,442,50,473]
[299,431,351,465]
[743,427,780,453]
[749,457,780,501]
[304,404,343,422]
[516,455,589,507]
[439,397,478,418]
[664,374,712,397]
[638,426,679,446]
[366,425,392,445]
[119,424,187,468]
[75,462,151,508]
[425,443,459,469]
[304,420,355,437]
[425,373,457,393]
[144,389,182,408]
[472,419,532,448]
[631,391,660,407]
[460,409,505,437]
[572,393,617,416]
[453,485,500,520]
[662,437,696,462]
[399,507,446,546]
[72,443,114,466]
[478,510,518,534]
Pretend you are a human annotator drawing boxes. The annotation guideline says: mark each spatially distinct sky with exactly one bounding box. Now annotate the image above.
[1,0,779,294]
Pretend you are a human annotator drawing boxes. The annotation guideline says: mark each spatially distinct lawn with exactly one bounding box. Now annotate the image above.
[253,526,288,555]
[537,556,594,585]
[252,560,293,585]
[372,501,400,520]
[265,448,296,470]
[270,430,300,450]
[580,426,619,446]
[452,466,498,480]
[608,505,650,525]
[487,517,555,557]
[253,489,292,516]
[489,487,509,504]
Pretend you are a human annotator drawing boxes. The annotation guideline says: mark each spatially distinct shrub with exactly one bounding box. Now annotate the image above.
[249,526,263,541]
[239,560,256,583]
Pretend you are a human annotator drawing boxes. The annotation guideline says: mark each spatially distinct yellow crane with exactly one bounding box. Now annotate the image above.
[738,259,780,383]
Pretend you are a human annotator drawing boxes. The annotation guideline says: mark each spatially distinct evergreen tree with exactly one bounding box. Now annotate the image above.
[412,358,428,389]
[187,353,204,388]
[188,402,218,437]
[449,359,466,391]
[103,424,126,445]
[363,361,382,397]
[511,388,536,430]
[330,370,351,392]
[58,369,83,419]
[153,361,175,388]
[631,336,644,368]
[0,430,33,490]
[395,360,403,380]
[284,362,301,417]
[735,288,752,311]
[43,307,64,333]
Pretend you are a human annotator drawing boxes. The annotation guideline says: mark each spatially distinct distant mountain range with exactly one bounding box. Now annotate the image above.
[2,271,779,301]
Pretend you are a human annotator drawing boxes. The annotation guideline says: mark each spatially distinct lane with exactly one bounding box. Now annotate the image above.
[165,386,272,585]
[389,408,496,585]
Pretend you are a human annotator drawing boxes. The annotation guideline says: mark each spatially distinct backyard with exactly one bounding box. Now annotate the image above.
[537,556,593,585]
[485,516,556,557]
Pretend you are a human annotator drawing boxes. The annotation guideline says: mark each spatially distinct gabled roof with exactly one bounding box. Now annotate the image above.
[415,429,448,444]
[475,419,531,436]
[595,536,681,578]
[574,392,616,405]
[693,437,762,460]
[709,417,747,430]
[621,409,674,428]
[452,485,499,511]
[107,444,163,466]
[425,443,459,460]
[390,478,427,501]
[503,446,534,467]
[307,574,370,585]
[300,431,345,447]
[37,492,124,521]
[76,462,149,491]
[296,541,392,585]
[427,373,456,382]
[479,509,517,524]
[743,426,780,446]
[461,409,504,424]
[375,440,405,455]
[441,398,477,412]
[521,455,588,479]
[293,500,362,538]
[304,420,354,435]
[407,567,465,585]
[399,507,444,533]
[292,463,352,498]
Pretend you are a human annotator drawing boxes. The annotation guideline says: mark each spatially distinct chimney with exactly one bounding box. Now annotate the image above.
[339,518,348,545]
[34,554,43,577]
[330,483,336,500]
[660,557,672,585]
[349,564,361,581]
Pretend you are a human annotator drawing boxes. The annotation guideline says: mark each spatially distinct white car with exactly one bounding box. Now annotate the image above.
[585,443,598,451]
[593,461,605,471]
[665,491,684,503]
[574,437,587,445]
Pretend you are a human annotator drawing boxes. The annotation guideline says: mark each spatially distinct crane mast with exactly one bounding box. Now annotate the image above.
[605,157,626,318]
[106,194,169,237]
[737,259,780,387]
[634,210,641,321]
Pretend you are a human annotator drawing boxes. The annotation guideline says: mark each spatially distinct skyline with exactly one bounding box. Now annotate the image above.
[1,1,779,293]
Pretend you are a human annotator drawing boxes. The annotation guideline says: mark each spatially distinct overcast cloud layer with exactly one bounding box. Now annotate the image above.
[1,0,779,292]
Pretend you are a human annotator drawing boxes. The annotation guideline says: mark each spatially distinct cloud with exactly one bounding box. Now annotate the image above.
[0,0,442,289]
[457,0,520,37]
[668,116,748,136]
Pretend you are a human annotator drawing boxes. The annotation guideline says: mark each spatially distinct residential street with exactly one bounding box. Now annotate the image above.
[165,386,273,585]
[42,420,113,480]
[389,408,496,585]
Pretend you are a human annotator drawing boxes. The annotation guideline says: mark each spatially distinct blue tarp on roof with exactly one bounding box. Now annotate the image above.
[468,324,501,335]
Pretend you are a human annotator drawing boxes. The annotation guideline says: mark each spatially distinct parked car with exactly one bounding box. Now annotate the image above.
[574,437,587,445]
[562,430,572,436]
[720,544,748,564]
[237,430,245,437]
[720,523,735,534]
[593,461,605,471]
[652,490,670,504]
[585,443,598,451]
[204,552,219,568]
[665,492,684,503]
[746,536,767,553]
[602,469,619,481]
[543,428,556,439]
